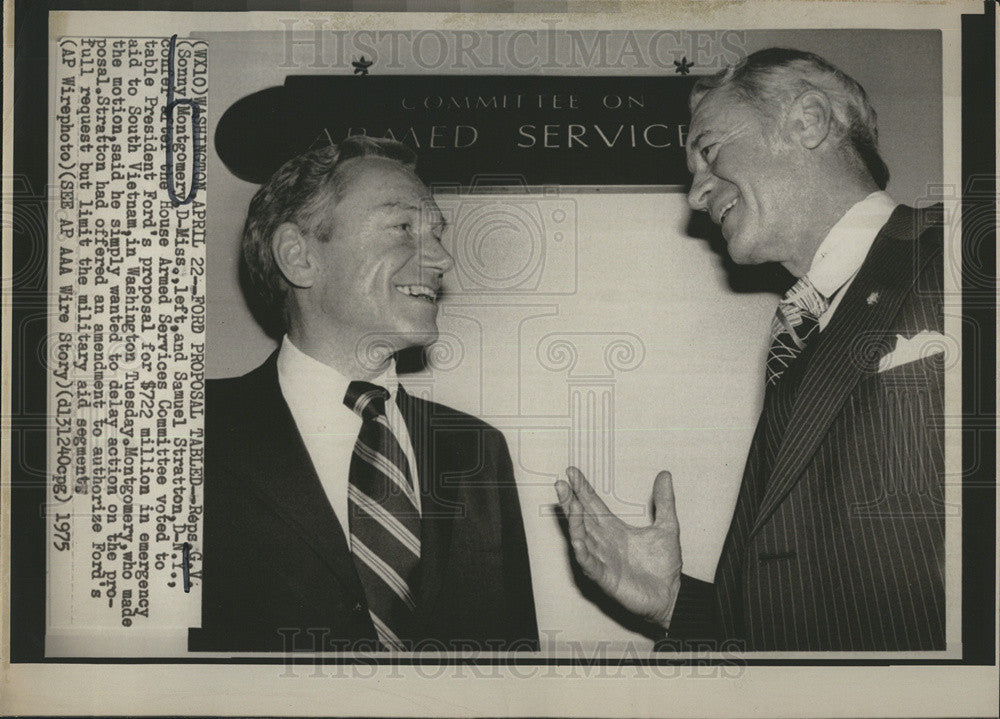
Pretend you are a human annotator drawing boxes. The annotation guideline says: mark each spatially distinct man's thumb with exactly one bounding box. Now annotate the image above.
[652,470,678,527]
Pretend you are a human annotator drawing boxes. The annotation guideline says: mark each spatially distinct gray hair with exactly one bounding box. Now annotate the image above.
[241,136,418,333]
[691,47,889,190]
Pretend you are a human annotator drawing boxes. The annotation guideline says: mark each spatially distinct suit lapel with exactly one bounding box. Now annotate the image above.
[396,386,462,619]
[749,206,930,537]
[240,351,368,602]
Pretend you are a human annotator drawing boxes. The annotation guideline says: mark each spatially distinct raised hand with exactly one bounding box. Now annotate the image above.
[555,466,683,628]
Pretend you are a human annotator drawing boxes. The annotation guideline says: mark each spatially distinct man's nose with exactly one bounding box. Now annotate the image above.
[687,170,714,212]
[421,235,454,275]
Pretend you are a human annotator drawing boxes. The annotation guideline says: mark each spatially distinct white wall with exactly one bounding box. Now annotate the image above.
[427,192,774,647]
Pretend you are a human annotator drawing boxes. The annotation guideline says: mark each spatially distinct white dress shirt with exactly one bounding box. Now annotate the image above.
[276,335,422,529]
[807,191,898,329]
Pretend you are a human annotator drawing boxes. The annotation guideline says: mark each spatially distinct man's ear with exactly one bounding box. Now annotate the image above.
[271,222,317,289]
[787,89,833,150]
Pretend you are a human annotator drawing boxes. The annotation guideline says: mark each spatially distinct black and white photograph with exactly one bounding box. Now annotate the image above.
[2,1,997,716]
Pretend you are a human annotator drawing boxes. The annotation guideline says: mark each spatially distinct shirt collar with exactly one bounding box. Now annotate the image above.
[807,191,898,300]
[277,335,400,410]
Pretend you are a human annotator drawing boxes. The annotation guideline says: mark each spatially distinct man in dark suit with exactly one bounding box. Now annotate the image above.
[556,48,945,651]
[190,136,538,653]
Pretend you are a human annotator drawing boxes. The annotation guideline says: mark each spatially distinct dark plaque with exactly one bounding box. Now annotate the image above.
[216,75,698,188]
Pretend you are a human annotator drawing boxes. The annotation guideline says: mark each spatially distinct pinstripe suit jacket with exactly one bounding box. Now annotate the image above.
[668,204,945,651]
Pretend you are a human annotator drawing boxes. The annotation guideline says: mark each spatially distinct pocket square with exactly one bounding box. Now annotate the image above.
[877,330,947,372]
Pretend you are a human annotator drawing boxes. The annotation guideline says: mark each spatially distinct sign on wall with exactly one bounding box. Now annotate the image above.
[215,75,699,187]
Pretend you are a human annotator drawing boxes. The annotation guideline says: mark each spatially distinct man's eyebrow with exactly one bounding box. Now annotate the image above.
[688,131,709,152]
[375,200,421,212]
[375,200,448,228]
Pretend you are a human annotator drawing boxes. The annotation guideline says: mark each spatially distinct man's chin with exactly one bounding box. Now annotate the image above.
[725,243,750,265]
[724,236,763,266]
[389,323,441,353]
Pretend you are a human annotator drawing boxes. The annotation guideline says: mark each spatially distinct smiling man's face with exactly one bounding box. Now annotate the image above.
[686,88,805,267]
[306,156,453,357]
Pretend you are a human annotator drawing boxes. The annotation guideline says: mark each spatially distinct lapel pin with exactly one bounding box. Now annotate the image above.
[866,291,880,306]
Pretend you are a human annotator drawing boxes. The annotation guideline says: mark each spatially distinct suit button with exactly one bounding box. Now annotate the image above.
[353,602,364,612]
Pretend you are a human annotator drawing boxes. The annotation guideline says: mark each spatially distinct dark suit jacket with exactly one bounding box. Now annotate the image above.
[188,352,538,652]
[668,204,945,651]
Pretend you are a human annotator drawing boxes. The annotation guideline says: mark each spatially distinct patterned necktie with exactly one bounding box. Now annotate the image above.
[344,381,421,651]
[765,277,830,386]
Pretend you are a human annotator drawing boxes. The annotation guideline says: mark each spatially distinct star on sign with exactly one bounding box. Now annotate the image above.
[674,56,693,74]
[352,56,373,75]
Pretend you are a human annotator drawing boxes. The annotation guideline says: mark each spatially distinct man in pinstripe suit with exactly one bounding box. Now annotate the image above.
[556,48,945,651]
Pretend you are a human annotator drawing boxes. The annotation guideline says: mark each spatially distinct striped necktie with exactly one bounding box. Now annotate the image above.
[765,277,830,386]
[344,381,421,651]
